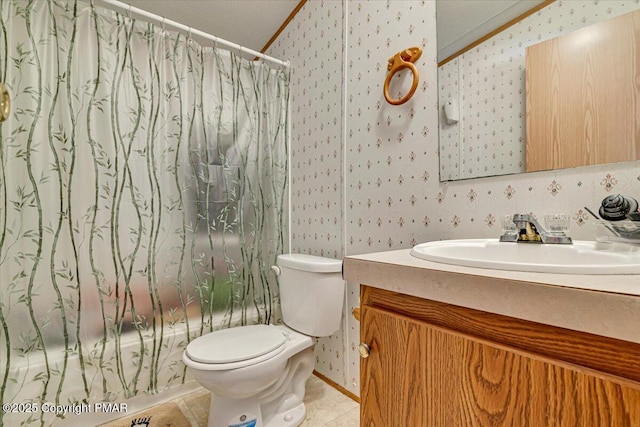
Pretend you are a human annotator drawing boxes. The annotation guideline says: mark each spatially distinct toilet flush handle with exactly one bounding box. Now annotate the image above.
[270,265,281,276]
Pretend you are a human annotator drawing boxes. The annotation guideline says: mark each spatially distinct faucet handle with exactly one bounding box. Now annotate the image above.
[544,214,570,236]
[501,215,518,235]
[499,214,519,242]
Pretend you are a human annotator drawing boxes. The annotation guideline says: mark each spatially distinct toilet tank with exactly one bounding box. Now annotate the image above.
[276,254,344,337]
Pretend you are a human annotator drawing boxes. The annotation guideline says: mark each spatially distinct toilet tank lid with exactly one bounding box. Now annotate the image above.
[277,254,342,273]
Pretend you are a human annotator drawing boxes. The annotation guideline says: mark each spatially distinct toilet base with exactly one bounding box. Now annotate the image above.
[210,396,263,427]
[208,396,306,427]
[264,402,305,427]
[205,346,315,427]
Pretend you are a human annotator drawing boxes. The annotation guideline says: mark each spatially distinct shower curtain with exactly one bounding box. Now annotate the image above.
[0,0,289,425]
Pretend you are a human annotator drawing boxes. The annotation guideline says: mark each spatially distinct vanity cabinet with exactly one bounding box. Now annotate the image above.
[360,286,640,426]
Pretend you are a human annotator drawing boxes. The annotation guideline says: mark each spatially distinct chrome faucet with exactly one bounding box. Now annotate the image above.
[500,214,572,244]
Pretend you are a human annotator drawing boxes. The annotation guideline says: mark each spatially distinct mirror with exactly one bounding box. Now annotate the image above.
[436,0,640,182]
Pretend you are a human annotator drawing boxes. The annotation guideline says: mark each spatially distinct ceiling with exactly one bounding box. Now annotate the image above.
[113,0,545,63]
[436,0,545,62]
[123,0,301,54]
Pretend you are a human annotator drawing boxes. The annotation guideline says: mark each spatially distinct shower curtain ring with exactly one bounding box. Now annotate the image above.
[127,4,131,18]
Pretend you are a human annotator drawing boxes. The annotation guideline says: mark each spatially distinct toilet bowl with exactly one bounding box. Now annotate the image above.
[182,254,344,427]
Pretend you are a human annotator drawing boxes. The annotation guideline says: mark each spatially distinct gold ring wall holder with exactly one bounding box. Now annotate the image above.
[0,84,10,122]
[384,46,422,106]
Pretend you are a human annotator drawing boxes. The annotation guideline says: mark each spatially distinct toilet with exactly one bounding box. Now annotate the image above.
[182,254,344,427]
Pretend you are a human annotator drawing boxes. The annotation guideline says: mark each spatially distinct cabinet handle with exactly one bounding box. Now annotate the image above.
[358,342,370,358]
[352,307,360,321]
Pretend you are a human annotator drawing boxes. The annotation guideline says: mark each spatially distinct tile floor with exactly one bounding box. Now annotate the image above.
[102,374,360,427]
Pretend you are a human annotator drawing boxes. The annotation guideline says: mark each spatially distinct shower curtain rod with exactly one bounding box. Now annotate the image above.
[98,0,291,68]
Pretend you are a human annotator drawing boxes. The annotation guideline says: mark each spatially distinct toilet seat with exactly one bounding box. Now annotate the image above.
[185,324,286,369]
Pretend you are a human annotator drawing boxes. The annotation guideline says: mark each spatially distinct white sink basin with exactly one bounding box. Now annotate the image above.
[410,239,640,274]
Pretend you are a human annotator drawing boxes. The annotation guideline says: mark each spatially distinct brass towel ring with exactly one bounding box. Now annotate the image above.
[384,46,422,106]
[0,84,9,122]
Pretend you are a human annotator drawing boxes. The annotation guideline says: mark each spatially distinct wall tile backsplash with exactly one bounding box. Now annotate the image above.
[269,0,640,396]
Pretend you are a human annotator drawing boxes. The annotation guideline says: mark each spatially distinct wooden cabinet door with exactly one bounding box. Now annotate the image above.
[360,304,429,425]
[361,304,640,426]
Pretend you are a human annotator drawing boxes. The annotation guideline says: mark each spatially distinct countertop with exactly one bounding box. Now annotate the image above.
[344,249,640,345]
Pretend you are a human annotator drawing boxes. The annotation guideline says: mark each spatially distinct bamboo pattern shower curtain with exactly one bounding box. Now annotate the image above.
[0,1,289,425]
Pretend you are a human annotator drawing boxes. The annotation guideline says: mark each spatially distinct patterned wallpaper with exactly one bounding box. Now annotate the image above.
[271,1,344,260]
[344,0,439,395]
[270,0,640,397]
[438,57,462,181]
[439,0,640,181]
[267,0,347,387]
[439,53,525,181]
